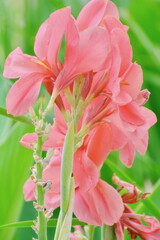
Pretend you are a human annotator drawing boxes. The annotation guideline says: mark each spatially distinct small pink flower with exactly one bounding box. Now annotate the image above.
[113,175,160,240]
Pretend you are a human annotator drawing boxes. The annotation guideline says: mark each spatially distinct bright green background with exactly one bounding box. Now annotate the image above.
[0,0,160,239]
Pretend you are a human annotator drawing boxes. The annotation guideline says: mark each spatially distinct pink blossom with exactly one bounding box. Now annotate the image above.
[4,7,109,116]
[20,88,157,168]
[24,148,124,226]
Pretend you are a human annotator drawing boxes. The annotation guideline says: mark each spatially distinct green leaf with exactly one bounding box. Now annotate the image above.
[0,122,33,239]
[121,9,160,67]
[0,218,86,229]
[0,107,32,125]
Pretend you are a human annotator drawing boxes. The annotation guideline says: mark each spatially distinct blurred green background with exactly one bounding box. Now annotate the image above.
[0,0,160,239]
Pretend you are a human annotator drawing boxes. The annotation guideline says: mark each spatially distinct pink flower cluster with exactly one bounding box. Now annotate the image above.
[3,0,157,234]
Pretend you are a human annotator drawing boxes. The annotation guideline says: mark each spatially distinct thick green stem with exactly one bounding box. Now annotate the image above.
[88,225,95,240]
[58,177,75,240]
[36,136,47,240]
[61,121,74,223]
[54,121,75,240]
[101,225,115,240]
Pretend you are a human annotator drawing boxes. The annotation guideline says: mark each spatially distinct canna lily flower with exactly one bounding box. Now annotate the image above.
[20,87,156,169]
[4,6,110,116]
[24,148,124,226]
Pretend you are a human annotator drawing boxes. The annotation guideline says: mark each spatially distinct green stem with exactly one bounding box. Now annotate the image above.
[88,225,95,240]
[54,121,75,240]
[101,225,115,240]
[0,107,32,125]
[36,136,47,240]
[58,178,75,240]
[61,121,74,223]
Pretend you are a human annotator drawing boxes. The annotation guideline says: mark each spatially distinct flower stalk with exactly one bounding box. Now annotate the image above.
[54,120,75,240]
[30,108,50,240]
[101,225,115,240]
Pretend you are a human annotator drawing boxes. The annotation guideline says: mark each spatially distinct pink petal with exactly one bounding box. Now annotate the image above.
[20,133,37,149]
[70,233,79,240]
[91,180,124,225]
[140,107,157,128]
[54,16,79,91]
[74,150,99,192]
[121,63,143,99]
[45,192,60,210]
[104,16,127,33]
[3,47,45,79]
[34,20,49,60]
[43,160,61,194]
[74,180,124,226]
[34,7,71,74]
[6,73,43,116]
[111,28,132,77]
[113,90,132,105]
[104,1,119,19]
[64,16,79,71]
[120,142,135,167]
[47,7,71,72]
[76,26,110,74]
[87,123,112,167]
[136,89,150,105]
[107,31,121,95]
[119,102,145,126]
[135,132,148,155]
[111,124,127,150]
[74,187,102,226]
[44,125,64,149]
[23,178,35,201]
[77,0,107,31]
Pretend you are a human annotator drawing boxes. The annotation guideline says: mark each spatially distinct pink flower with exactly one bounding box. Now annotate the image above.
[20,89,157,168]
[24,148,124,226]
[4,6,109,116]
[113,175,160,240]
[115,206,160,240]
